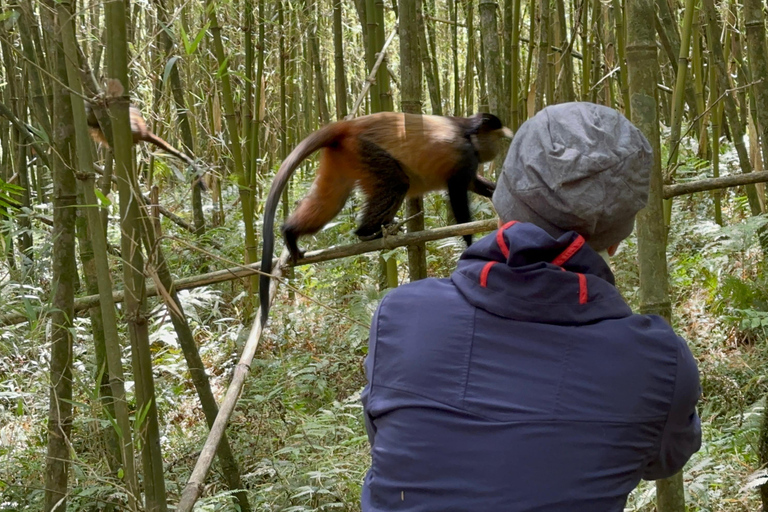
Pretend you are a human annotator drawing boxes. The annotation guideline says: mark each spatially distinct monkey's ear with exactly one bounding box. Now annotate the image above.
[468,113,503,134]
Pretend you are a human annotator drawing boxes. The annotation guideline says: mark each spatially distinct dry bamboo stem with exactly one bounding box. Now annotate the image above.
[663,171,768,198]
[175,250,290,511]
[346,23,399,120]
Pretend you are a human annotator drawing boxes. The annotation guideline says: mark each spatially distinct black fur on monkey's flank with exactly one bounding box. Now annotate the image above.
[259,112,512,324]
[353,139,411,240]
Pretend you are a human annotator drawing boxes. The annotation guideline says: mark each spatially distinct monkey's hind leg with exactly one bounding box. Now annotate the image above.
[281,162,354,262]
[355,141,410,241]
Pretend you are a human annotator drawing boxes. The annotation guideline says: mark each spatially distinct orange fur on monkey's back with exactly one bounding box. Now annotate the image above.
[321,112,466,196]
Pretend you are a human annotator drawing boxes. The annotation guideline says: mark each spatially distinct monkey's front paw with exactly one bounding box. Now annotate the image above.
[381,222,402,237]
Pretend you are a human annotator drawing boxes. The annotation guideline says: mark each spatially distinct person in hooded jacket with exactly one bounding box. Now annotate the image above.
[360,102,702,512]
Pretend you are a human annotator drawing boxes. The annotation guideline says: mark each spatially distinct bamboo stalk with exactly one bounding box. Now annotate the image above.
[613,0,630,115]
[58,3,139,504]
[347,24,400,119]
[510,0,522,128]
[334,0,349,118]
[451,0,460,114]
[702,0,763,217]
[105,0,168,503]
[535,0,549,110]
[42,1,78,507]
[176,250,291,512]
[422,0,443,114]
[662,0,696,227]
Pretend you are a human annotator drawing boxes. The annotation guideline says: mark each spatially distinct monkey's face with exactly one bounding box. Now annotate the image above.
[473,125,513,163]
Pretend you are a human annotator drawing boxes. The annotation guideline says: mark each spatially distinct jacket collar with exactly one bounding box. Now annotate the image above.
[450,221,633,325]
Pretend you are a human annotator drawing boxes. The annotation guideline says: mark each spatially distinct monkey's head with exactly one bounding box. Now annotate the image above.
[467,113,514,163]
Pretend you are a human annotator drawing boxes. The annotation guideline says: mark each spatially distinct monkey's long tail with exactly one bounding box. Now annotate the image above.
[144,133,207,191]
[259,122,346,325]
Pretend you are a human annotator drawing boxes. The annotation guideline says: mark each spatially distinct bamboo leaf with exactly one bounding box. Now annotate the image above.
[162,56,181,86]
[93,188,111,207]
[188,21,211,55]
[0,9,19,26]
[216,56,230,78]
[180,24,191,54]
[26,124,49,144]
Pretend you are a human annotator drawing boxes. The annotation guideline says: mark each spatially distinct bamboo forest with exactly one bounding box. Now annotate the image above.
[4,0,768,509]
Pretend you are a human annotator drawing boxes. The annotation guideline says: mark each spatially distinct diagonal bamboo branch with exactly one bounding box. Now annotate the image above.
[346,22,399,120]
[176,249,291,512]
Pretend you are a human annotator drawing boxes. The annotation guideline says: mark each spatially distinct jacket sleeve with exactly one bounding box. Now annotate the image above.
[642,337,702,480]
[361,297,386,447]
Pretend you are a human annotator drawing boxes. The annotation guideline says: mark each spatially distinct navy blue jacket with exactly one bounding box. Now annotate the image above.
[361,221,701,511]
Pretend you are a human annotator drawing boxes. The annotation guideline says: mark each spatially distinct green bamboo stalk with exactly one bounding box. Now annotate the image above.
[421,0,443,114]
[401,0,427,281]
[554,0,574,103]
[334,0,349,118]
[726,0,749,131]
[17,0,52,139]
[625,0,687,505]
[708,49,723,225]
[450,0,460,114]
[547,3,555,103]
[662,0,696,227]
[589,0,601,103]
[744,0,768,183]
[251,0,266,207]
[504,0,513,105]
[465,0,475,115]
[702,0,762,217]
[0,66,12,269]
[245,0,254,177]
[691,12,707,158]
[477,35,490,111]
[104,0,169,505]
[510,0,522,128]
[426,0,443,111]
[365,0,383,112]
[535,0,549,110]
[479,0,505,119]
[654,0,699,122]
[42,1,77,508]
[613,0,630,115]
[522,0,535,121]
[57,3,139,505]
[580,0,590,99]
[375,0,393,110]
[207,5,245,181]
[13,117,32,268]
